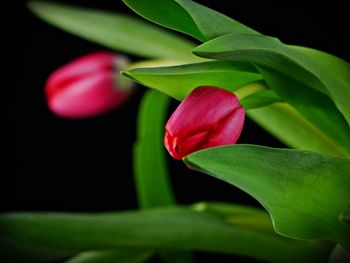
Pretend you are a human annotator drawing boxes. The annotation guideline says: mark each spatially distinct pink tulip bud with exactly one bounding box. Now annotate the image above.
[45,51,132,119]
[164,86,245,159]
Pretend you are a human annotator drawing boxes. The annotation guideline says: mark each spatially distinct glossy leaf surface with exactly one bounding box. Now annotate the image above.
[185,145,350,249]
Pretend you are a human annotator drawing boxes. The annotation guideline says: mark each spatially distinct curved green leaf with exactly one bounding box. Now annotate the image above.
[28,1,195,60]
[193,33,350,125]
[122,0,257,41]
[240,90,282,110]
[0,207,332,263]
[65,250,153,263]
[184,145,350,250]
[134,90,175,208]
[291,46,350,125]
[123,61,263,100]
[255,66,350,158]
[247,103,349,157]
[135,90,193,263]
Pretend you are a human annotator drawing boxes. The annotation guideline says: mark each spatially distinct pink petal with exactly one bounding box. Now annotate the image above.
[166,86,239,137]
[46,51,116,99]
[48,72,130,119]
[203,106,245,149]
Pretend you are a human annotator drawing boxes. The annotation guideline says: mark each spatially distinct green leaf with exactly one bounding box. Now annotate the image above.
[247,103,349,157]
[184,145,350,249]
[291,46,350,126]
[192,202,275,233]
[240,89,282,110]
[136,90,194,262]
[193,33,350,125]
[28,1,195,60]
[122,0,257,41]
[134,90,175,208]
[0,207,332,263]
[255,66,350,158]
[123,61,263,100]
[65,249,153,263]
[135,90,193,263]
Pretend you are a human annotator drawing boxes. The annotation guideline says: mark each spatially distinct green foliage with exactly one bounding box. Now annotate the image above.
[123,0,257,41]
[134,90,193,262]
[193,33,350,126]
[247,103,348,157]
[185,145,350,249]
[64,250,153,263]
[0,205,332,263]
[28,1,195,60]
[124,61,263,101]
[25,0,350,261]
[134,90,175,208]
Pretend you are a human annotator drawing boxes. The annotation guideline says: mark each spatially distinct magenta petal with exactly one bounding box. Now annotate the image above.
[204,106,245,149]
[45,51,131,119]
[164,86,245,160]
[166,86,239,137]
[46,52,116,99]
[48,72,130,119]
[165,130,209,160]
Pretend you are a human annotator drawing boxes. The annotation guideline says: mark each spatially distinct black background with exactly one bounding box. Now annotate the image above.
[7,0,350,262]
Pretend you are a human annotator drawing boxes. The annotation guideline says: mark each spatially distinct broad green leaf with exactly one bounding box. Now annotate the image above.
[123,61,263,100]
[174,0,259,39]
[255,66,350,158]
[65,249,153,263]
[193,33,350,125]
[184,145,350,250]
[122,0,257,42]
[28,1,196,60]
[134,90,175,208]
[0,207,332,263]
[247,103,349,157]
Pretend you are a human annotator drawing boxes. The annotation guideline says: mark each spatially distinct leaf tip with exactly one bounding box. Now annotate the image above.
[121,70,133,80]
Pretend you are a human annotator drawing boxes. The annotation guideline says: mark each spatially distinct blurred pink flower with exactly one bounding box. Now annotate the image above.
[45,51,132,119]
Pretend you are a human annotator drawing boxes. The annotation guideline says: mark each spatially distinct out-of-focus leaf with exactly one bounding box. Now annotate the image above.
[28,1,196,60]
[184,145,350,250]
[135,90,194,262]
[0,207,332,263]
[65,249,153,263]
[135,85,194,263]
[328,245,350,263]
[122,0,257,41]
[123,61,262,100]
[192,202,274,233]
[134,90,175,208]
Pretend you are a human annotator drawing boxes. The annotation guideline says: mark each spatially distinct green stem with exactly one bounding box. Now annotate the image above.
[234,81,268,99]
